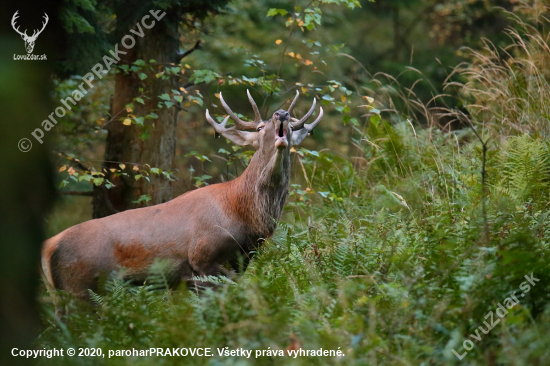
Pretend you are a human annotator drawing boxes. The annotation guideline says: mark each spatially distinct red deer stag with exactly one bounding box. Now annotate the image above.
[41,90,323,300]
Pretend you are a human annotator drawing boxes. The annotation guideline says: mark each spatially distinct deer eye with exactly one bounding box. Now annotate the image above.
[257,126,264,131]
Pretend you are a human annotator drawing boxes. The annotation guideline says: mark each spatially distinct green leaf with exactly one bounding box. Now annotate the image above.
[134,117,144,126]
[138,73,147,80]
[267,8,288,17]
[189,96,203,106]
[159,93,171,101]
[135,97,145,104]
[92,177,104,185]
[189,70,221,84]
[132,194,152,204]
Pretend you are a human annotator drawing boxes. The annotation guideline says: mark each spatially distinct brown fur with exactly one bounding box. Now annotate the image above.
[41,106,321,306]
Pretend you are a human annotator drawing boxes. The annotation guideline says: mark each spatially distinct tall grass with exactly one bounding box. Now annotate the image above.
[38,3,550,365]
[447,1,550,137]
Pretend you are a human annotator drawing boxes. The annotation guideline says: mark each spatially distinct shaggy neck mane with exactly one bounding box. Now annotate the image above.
[227,147,291,238]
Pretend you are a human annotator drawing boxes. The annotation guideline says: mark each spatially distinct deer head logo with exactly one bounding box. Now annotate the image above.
[11,11,49,54]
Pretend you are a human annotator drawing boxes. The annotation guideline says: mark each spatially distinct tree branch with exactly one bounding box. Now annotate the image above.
[59,152,94,173]
[176,40,202,63]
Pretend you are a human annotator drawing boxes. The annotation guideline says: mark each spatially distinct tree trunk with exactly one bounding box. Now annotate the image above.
[93,10,179,218]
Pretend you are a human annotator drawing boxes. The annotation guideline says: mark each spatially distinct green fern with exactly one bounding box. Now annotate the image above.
[492,135,550,199]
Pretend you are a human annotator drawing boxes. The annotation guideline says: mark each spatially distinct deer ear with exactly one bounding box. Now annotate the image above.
[205,110,259,149]
[290,107,323,145]
[221,129,259,149]
[290,128,310,146]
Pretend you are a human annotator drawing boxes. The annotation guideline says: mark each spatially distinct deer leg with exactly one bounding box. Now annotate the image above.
[229,251,252,274]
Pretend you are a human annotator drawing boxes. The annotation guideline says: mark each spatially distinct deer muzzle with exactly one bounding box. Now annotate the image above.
[274,111,289,149]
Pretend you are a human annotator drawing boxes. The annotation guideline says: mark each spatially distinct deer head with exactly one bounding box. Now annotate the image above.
[11,11,49,54]
[205,90,323,153]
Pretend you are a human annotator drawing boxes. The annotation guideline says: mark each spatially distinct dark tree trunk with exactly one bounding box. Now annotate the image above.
[93,9,179,218]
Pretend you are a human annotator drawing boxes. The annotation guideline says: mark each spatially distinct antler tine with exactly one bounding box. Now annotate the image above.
[304,106,323,132]
[11,11,27,37]
[38,13,49,35]
[287,90,299,115]
[290,98,316,130]
[247,89,262,123]
[219,92,257,130]
[205,109,231,134]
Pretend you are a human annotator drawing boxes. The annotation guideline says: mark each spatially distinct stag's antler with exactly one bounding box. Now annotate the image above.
[11,12,48,40]
[11,11,27,38]
[205,110,231,133]
[288,91,322,131]
[211,89,322,134]
[219,90,261,130]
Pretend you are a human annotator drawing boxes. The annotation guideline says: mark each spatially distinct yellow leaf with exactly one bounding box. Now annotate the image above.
[110,168,116,173]
[67,167,75,176]
[290,147,297,153]
[341,95,347,102]
[301,87,308,93]
[123,118,132,126]
[133,165,139,171]
[126,107,132,113]
[184,64,191,69]
[296,53,302,60]
[304,60,313,65]
[59,165,67,172]
[288,52,295,58]
[215,93,220,99]
[119,164,126,170]
[275,39,282,45]
[184,102,191,108]
[363,96,374,103]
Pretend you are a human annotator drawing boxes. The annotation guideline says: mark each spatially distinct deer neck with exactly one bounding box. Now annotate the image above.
[231,147,291,238]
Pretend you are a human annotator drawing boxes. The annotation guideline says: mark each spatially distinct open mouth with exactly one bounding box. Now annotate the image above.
[275,121,288,149]
[278,122,285,138]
